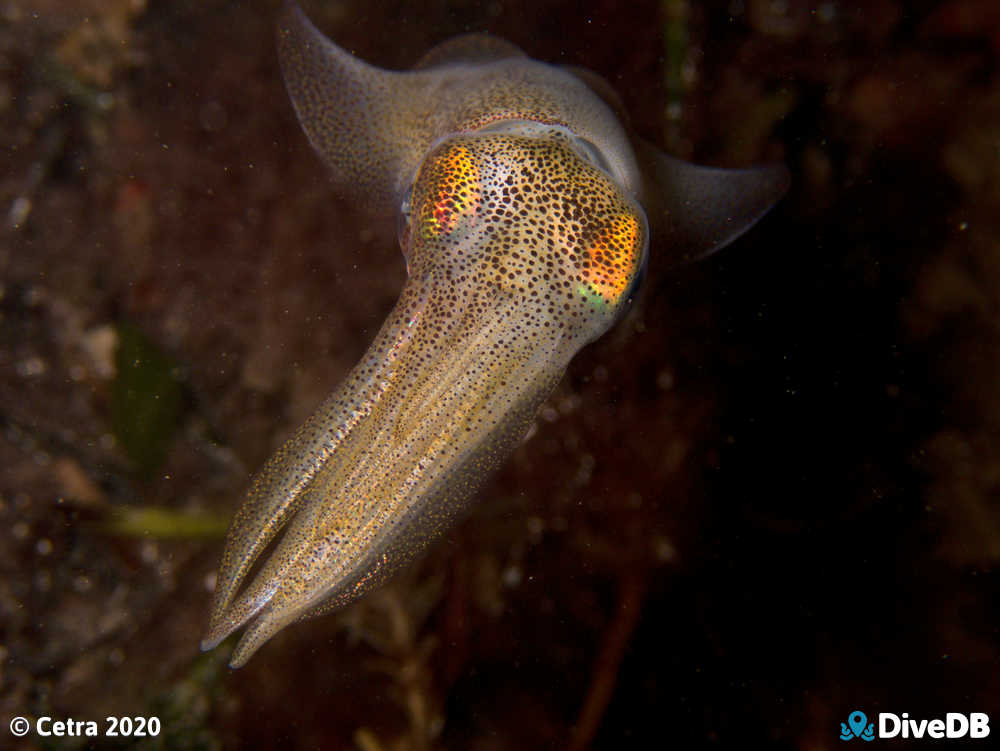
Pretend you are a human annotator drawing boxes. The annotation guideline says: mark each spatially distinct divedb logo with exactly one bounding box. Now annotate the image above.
[840,710,991,741]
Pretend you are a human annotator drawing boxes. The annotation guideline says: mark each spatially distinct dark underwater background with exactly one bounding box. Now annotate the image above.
[2,0,997,748]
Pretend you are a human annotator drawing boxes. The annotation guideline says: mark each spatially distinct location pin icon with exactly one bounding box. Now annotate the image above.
[849,711,868,738]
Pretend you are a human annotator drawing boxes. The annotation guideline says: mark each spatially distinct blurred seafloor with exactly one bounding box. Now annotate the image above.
[1,0,998,749]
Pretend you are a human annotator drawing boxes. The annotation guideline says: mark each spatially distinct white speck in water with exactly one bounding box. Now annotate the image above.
[81,325,118,379]
[35,538,53,555]
[12,521,29,540]
[16,355,47,377]
[159,569,177,591]
[140,540,159,564]
[526,515,544,541]
[502,566,522,588]
[681,60,697,87]
[35,570,52,592]
[7,196,32,228]
[558,394,581,414]
[654,537,677,563]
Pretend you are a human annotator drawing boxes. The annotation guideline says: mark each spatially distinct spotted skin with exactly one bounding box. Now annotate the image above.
[202,1,788,667]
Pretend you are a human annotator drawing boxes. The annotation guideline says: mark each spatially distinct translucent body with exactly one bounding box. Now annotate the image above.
[202,1,788,666]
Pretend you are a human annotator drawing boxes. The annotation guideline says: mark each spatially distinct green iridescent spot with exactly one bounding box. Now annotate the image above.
[577,282,611,308]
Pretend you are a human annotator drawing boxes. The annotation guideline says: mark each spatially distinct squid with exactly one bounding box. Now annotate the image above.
[202,0,789,667]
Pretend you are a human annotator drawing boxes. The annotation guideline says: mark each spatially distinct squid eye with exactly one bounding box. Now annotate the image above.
[398,189,412,255]
[613,229,649,320]
[630,237,649,299]
[571,136,614,177]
